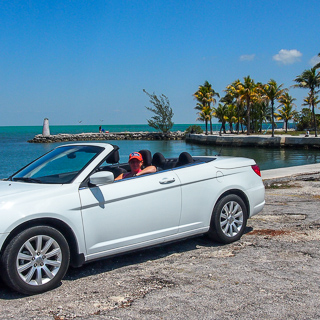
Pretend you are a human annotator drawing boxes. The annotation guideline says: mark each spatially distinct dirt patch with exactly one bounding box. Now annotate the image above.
[247,229,291,236]
[251,214,306,224]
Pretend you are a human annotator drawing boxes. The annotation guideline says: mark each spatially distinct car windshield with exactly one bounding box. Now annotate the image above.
[11,145,104,184]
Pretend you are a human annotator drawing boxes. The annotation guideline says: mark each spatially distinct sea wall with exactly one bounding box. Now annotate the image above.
[28,131,185,143]
[185,134,320,149]
[28,131,320,149]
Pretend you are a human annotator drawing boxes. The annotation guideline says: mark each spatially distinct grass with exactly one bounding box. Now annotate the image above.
[274,131,315,136]
[229,130,316,136]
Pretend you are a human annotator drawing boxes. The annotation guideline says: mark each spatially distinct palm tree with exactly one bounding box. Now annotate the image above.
[193,81,220,134]
[251,82,269,133]
[275,92,297,133]
[225,104,237,133]
[314,52,320,69]
[224,80,243,134]
[293,67,320,137]
[252,83,271,133]
[196,104,211,134]
[301,93,320,133]
[257,100,272,133]
[212,103,228,134]
[262,79,287,137]
[302,92,320,109]
[237,76,257,135]
[219,94,237,133]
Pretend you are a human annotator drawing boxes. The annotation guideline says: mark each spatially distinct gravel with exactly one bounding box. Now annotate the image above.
[0,173,319,320]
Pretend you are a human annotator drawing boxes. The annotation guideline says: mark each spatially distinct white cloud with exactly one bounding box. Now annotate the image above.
[273,49,302,65]
[310,54,320,67]
[239,54,255,61]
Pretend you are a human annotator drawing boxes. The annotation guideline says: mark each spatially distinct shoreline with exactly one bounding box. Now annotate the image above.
[27,131,186,143]
[261,162,320,181]
[186,133,320,149]
[27,131,320,150]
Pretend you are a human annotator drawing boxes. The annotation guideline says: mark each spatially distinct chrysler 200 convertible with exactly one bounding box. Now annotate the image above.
[0,143,265,294]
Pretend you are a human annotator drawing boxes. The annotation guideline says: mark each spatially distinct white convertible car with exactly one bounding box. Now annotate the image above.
[0,143,265,294]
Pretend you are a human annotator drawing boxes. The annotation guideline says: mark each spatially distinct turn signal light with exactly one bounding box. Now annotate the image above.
[251,165,261,177]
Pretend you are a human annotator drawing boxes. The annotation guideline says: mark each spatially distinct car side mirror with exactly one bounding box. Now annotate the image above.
[89,171,114,185]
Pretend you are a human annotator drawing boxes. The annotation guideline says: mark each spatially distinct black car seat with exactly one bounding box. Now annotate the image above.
[152,152,166,170]
[175,152,194,168]
[106,149,120,164]
[104,150,127,178]
[139,149,152,169]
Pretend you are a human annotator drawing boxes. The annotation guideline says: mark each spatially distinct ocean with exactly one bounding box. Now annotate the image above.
[0,124,319,179]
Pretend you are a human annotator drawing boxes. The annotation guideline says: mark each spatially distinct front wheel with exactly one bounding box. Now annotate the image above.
[1,226,70,295]
[208,194,248,244]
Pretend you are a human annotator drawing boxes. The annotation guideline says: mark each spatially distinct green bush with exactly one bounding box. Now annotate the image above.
[185,125,203,134]
[295,108,320,131]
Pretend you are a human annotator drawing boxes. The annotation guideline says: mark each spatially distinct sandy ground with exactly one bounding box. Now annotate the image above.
[0,173,319,320]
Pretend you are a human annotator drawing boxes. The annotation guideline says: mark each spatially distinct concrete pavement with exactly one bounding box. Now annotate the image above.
[186,133,320,148]
[261,162,320,180]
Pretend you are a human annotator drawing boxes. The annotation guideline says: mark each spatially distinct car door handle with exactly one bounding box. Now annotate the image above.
[159,177,176,184]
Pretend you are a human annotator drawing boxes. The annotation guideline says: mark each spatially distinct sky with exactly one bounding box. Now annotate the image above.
[0,0,320,126]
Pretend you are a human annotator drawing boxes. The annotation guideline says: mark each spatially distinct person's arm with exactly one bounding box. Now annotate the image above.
[136,165,156,176]
[115,173,124,180]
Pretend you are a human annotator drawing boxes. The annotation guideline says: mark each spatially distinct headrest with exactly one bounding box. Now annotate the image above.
[175,152,193,167]
[139,150,152,167]
[106,150,120,164]
[152,152,166,168]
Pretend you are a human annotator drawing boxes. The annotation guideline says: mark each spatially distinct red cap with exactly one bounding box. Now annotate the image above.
[129,152,143,162]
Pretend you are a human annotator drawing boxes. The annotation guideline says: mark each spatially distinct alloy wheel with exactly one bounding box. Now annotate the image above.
[16,235,62,286]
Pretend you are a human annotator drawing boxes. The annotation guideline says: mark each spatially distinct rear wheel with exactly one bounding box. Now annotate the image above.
[1,226,70,295]
[208,194,247,244]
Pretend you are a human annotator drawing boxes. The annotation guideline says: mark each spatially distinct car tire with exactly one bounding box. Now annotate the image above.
[0,226,70,295]
[208,194,248,244]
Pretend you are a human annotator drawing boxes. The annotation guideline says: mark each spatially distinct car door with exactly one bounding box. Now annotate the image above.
[79,170,181,257]
[173,163,219,234]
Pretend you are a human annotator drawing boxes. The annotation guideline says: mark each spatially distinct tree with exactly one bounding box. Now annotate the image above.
[293,67,320,137]
[143,89,174,133]
[314,52,320,69]
[302,92,320,110]
[193,81,220,134]
[251,83,271,134]
[262,79,287,137]
[295,108,314,131]
[237,76,257,135]
[196,105,211,134]
[257,100,272,133]
[219,94,237,133]
[301,93,320,131]
[275,92,297,133]
[226,104,237,133]
[224,80,243,134]
[212,103,228,134]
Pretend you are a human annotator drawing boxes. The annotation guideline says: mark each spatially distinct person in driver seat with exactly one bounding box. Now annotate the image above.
[115,152,156,180]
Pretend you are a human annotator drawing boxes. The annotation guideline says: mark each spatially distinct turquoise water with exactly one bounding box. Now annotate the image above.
[0,124,319,179]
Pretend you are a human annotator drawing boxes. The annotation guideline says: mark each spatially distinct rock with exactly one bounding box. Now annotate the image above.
[28,131,186,143]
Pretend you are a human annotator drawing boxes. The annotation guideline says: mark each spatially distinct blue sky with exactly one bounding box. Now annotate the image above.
[0,0,319,126]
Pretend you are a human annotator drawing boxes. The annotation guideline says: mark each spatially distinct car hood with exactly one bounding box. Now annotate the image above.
[0,180,62,200]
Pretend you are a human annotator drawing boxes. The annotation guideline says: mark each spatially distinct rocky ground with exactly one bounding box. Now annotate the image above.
[0,173,319,320]
[28,131,185,143]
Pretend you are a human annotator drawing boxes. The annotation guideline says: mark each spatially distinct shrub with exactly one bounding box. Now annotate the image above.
[185,125,203,134]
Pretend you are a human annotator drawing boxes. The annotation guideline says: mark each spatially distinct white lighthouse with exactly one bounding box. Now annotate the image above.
[42,118,50,136]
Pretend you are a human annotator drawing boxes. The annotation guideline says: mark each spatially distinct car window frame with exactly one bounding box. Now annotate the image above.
[11,145,105,185]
